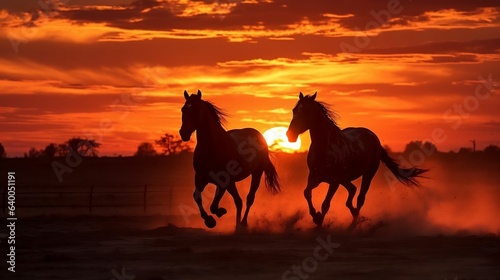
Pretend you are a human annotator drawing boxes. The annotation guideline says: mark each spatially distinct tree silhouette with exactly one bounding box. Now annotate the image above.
[155,133,191,156]
[484,144,500,154]
[134,142,158,157]
[41,143,57,158]
[0,143,5,158]
[57,144,69,156]
[403,141,437,154]
[25,147,41,158]
[458,147,472,154]
[65,137,101,157]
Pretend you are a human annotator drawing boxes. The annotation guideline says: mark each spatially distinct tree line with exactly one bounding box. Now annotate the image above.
[0,138,498,158]
[0,133,191,158]
[400,140,500,155]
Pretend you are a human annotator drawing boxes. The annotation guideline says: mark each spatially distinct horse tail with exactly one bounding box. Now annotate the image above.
[263,156,281,194]
[380,147,428,187]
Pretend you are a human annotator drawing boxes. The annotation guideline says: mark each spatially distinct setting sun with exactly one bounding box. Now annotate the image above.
[263,126,301,153]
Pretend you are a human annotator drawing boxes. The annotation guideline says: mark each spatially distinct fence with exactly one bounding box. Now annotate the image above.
[2,185,184,215]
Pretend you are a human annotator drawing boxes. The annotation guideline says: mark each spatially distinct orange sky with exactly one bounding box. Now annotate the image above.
[0,0,499,156]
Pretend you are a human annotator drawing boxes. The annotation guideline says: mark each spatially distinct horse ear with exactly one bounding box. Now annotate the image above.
[299,92,304,99]
[184,90,189,100]
[197,90,202,98]
[311,91,317,100]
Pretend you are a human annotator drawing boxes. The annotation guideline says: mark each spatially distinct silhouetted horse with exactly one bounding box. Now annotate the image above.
[286,92,427,228]
[179,90,280,229]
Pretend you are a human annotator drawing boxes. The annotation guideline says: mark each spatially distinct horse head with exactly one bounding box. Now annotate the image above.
[286,91,317,142]
[179,90,203,141]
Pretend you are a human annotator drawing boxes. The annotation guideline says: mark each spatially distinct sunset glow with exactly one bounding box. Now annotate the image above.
[263,126,301,152]
[0,1,499,156]
[2,3,500,277]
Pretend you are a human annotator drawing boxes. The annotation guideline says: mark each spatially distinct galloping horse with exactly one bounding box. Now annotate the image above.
[179,90,280,229]
[286,92,427,228]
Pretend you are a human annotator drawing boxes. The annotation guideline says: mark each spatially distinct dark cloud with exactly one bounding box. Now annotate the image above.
[0,37,310,71]
[2,34,497,77]
[423,54,480,64]
[50,0,500,32]
[0,0,132,13]
[3,0,499,35]
[365,37,500,55]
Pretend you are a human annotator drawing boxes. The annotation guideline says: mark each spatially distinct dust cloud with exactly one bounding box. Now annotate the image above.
[167,152,500,236]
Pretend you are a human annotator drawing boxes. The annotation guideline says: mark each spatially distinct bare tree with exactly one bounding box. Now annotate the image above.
[65,137,101,157]
[155,133,191,156]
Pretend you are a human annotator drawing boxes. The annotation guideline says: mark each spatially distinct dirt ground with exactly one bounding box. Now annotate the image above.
[2,215,499,280]
[2,152,500,279]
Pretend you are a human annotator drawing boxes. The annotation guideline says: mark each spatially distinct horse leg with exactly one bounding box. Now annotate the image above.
[342,181,358,217]
[226,183,243,228]
[356,169,377,216]
[209,186,227,218]
[193,175,216,228]
[317,183,340,226]
[241,170,263,227]
[304,176,321,225]
[342,181,358,229]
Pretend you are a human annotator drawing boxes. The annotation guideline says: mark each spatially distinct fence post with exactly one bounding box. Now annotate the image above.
[2,185,6,214]
[168,186,173,214]
[89,186,93,214]
[143,184,147,213]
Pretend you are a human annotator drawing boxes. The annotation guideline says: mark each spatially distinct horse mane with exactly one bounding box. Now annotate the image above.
[315,101,340,128]
[202,100,228,127]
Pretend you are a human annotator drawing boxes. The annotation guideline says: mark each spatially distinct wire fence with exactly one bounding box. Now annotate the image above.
[2,185,187,215]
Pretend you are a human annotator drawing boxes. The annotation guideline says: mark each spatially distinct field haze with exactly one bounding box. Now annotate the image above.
[1,150,499,279]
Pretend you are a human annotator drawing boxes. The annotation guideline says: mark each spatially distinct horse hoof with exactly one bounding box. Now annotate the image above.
[204,216,216,228]
[347,222,357,232]
[313,211,324,226]
[216,208,227,218]
[236,223,248,233]
[348,218,358,231]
